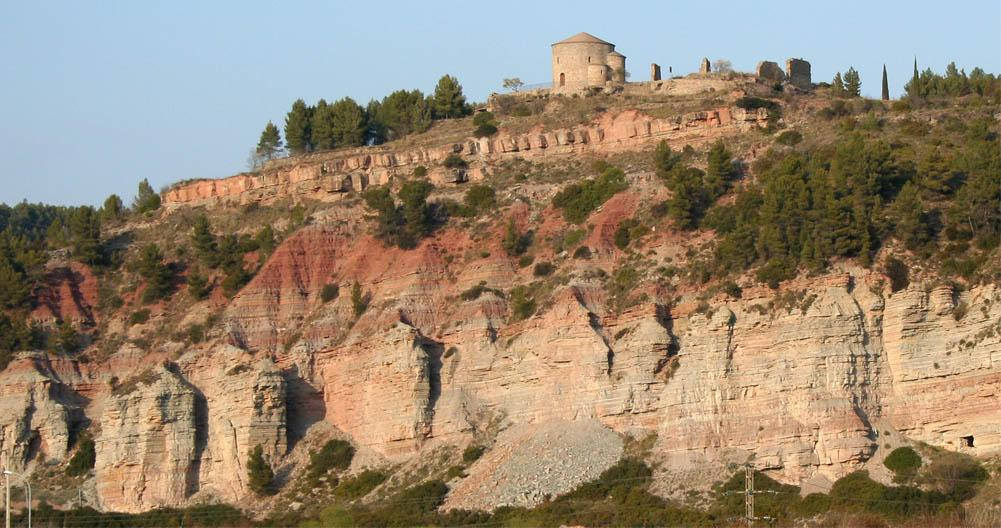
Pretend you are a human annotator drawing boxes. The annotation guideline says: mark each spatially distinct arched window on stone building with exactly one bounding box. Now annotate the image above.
[559,73,565,86]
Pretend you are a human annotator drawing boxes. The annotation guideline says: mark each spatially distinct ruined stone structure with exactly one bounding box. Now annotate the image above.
[786,58,812,89]
[699,58,711,74]
[650,63,661,81]
[756,61,786,83]
[551,32,626,95]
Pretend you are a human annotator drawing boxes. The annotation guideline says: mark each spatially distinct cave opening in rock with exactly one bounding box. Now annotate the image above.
[961,435,974,447]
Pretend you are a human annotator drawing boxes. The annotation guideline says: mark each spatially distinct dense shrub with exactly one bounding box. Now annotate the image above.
[442,154,468,169]
[334,470,387,500]
[246,445,274,495]
[462,445,486,464]
[501,219,531,256]
[883,447,922,481]
[509,285,536,320]
[613,218,649,250]
[308,439,355,481]
[128,309,151,327]
[572,246,592,259]
[320,283,339,303]
[463,184,496,212]
[532,261,554,277]
[65,436,95,476]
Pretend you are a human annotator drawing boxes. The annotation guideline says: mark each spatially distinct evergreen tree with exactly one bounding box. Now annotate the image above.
[843,67,861,97]
[890,182,932,250]
[58,319,78,353]
[187,270,209,300]
[246,445,274,496]
[190,214,219,267]
[133,179,161,214]
[0,259,29,310]
[136,243,173,303]
[350,281,367,317]
[255,121,283,160]
[666,167,711,230]
[100,194,124,223]
[881,64,890,101]
[704,140,735,200]
[831,72,845,97]
[329,97,367,148]
[371,90,431,141]
[431,75,468,119]
[906,58,922,98]
[310,99,335,151]
[68,206,102,265]
[284,99,313,155]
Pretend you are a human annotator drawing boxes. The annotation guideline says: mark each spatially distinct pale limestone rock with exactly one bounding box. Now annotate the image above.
[95,365,197,512]
[0,355,74,469]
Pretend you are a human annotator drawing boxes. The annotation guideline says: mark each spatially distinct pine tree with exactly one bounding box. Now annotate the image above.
[350,281,367,317]
[831,72,845,97]
[284,99,313,155]
[100,194,124,222]
[58,319,78,353]
[133,179,161,214]
[69,206,102,265]
[432,74,468,119]
[136,243,173,303]
[881,64,890,101]
[704,140,735,200]
[329,97,367,148]
[310,99,334,151]
[844,67,861,97]
[190,214,219,267]
[255,121,283,160]
[246,445,274,495]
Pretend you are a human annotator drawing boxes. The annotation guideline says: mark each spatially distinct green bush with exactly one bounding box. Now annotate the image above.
[462,445,486,464]
[883,447,921,481]
[65,436,95,476]
[246,445,274,496]
[186,324,205,343]
[412,165,427,178]
[552,166,628,223]
[308,439,355,480]
[128,309,150,327]
[334,470,387,500]
[463,184,496,212]
[443,154,468,169]
[533,261,555,277]
[613,218,649,250]
[572,246,592,259]
[320,283,339,303]
[473,123,498,138]
[502,219,531,256]
[776,130,803,145]
[509,285,536,321]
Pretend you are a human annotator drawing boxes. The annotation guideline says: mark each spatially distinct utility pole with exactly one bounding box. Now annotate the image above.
[745,463,754,525]
[4,451,9,528]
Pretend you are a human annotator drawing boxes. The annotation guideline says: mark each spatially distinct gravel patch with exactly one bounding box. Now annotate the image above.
[443,418,623,511]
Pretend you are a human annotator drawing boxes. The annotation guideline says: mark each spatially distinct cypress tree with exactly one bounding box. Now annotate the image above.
[881,64,890,101]
[284,99,313,155]
[906,58,922,98]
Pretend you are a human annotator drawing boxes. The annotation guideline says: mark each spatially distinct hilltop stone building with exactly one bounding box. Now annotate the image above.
[551,32,626,94]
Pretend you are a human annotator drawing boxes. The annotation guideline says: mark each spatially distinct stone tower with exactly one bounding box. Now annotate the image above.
[551,32,626,95]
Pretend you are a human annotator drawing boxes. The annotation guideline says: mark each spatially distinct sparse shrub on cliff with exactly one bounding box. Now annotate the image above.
[128,308,150,327]
[363,182,439,249]
[462,445,486,464]
[412,165,427,178]
[472,111,499,138]
[187,271,209,300]
[776,130,803,146]
[247,445,275,495]
[320,283,339,303]
[952,300,968,321]
[65,435,95,476]
[502,219,532,256]
[442,153,468,169]
[532,261,554,277]
[463,184,496,213]
[552,165,627,223]
[572,246,592,259]
[334,470,387,500]
[883,447,922,482]
[350,281,368,317]
[509,285,536,321]
[613,218,649,250]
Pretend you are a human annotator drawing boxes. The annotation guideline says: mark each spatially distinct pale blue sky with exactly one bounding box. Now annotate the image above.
[1,1,998,207]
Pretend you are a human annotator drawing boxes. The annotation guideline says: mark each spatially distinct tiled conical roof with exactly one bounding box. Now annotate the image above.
[553,32,613,46]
